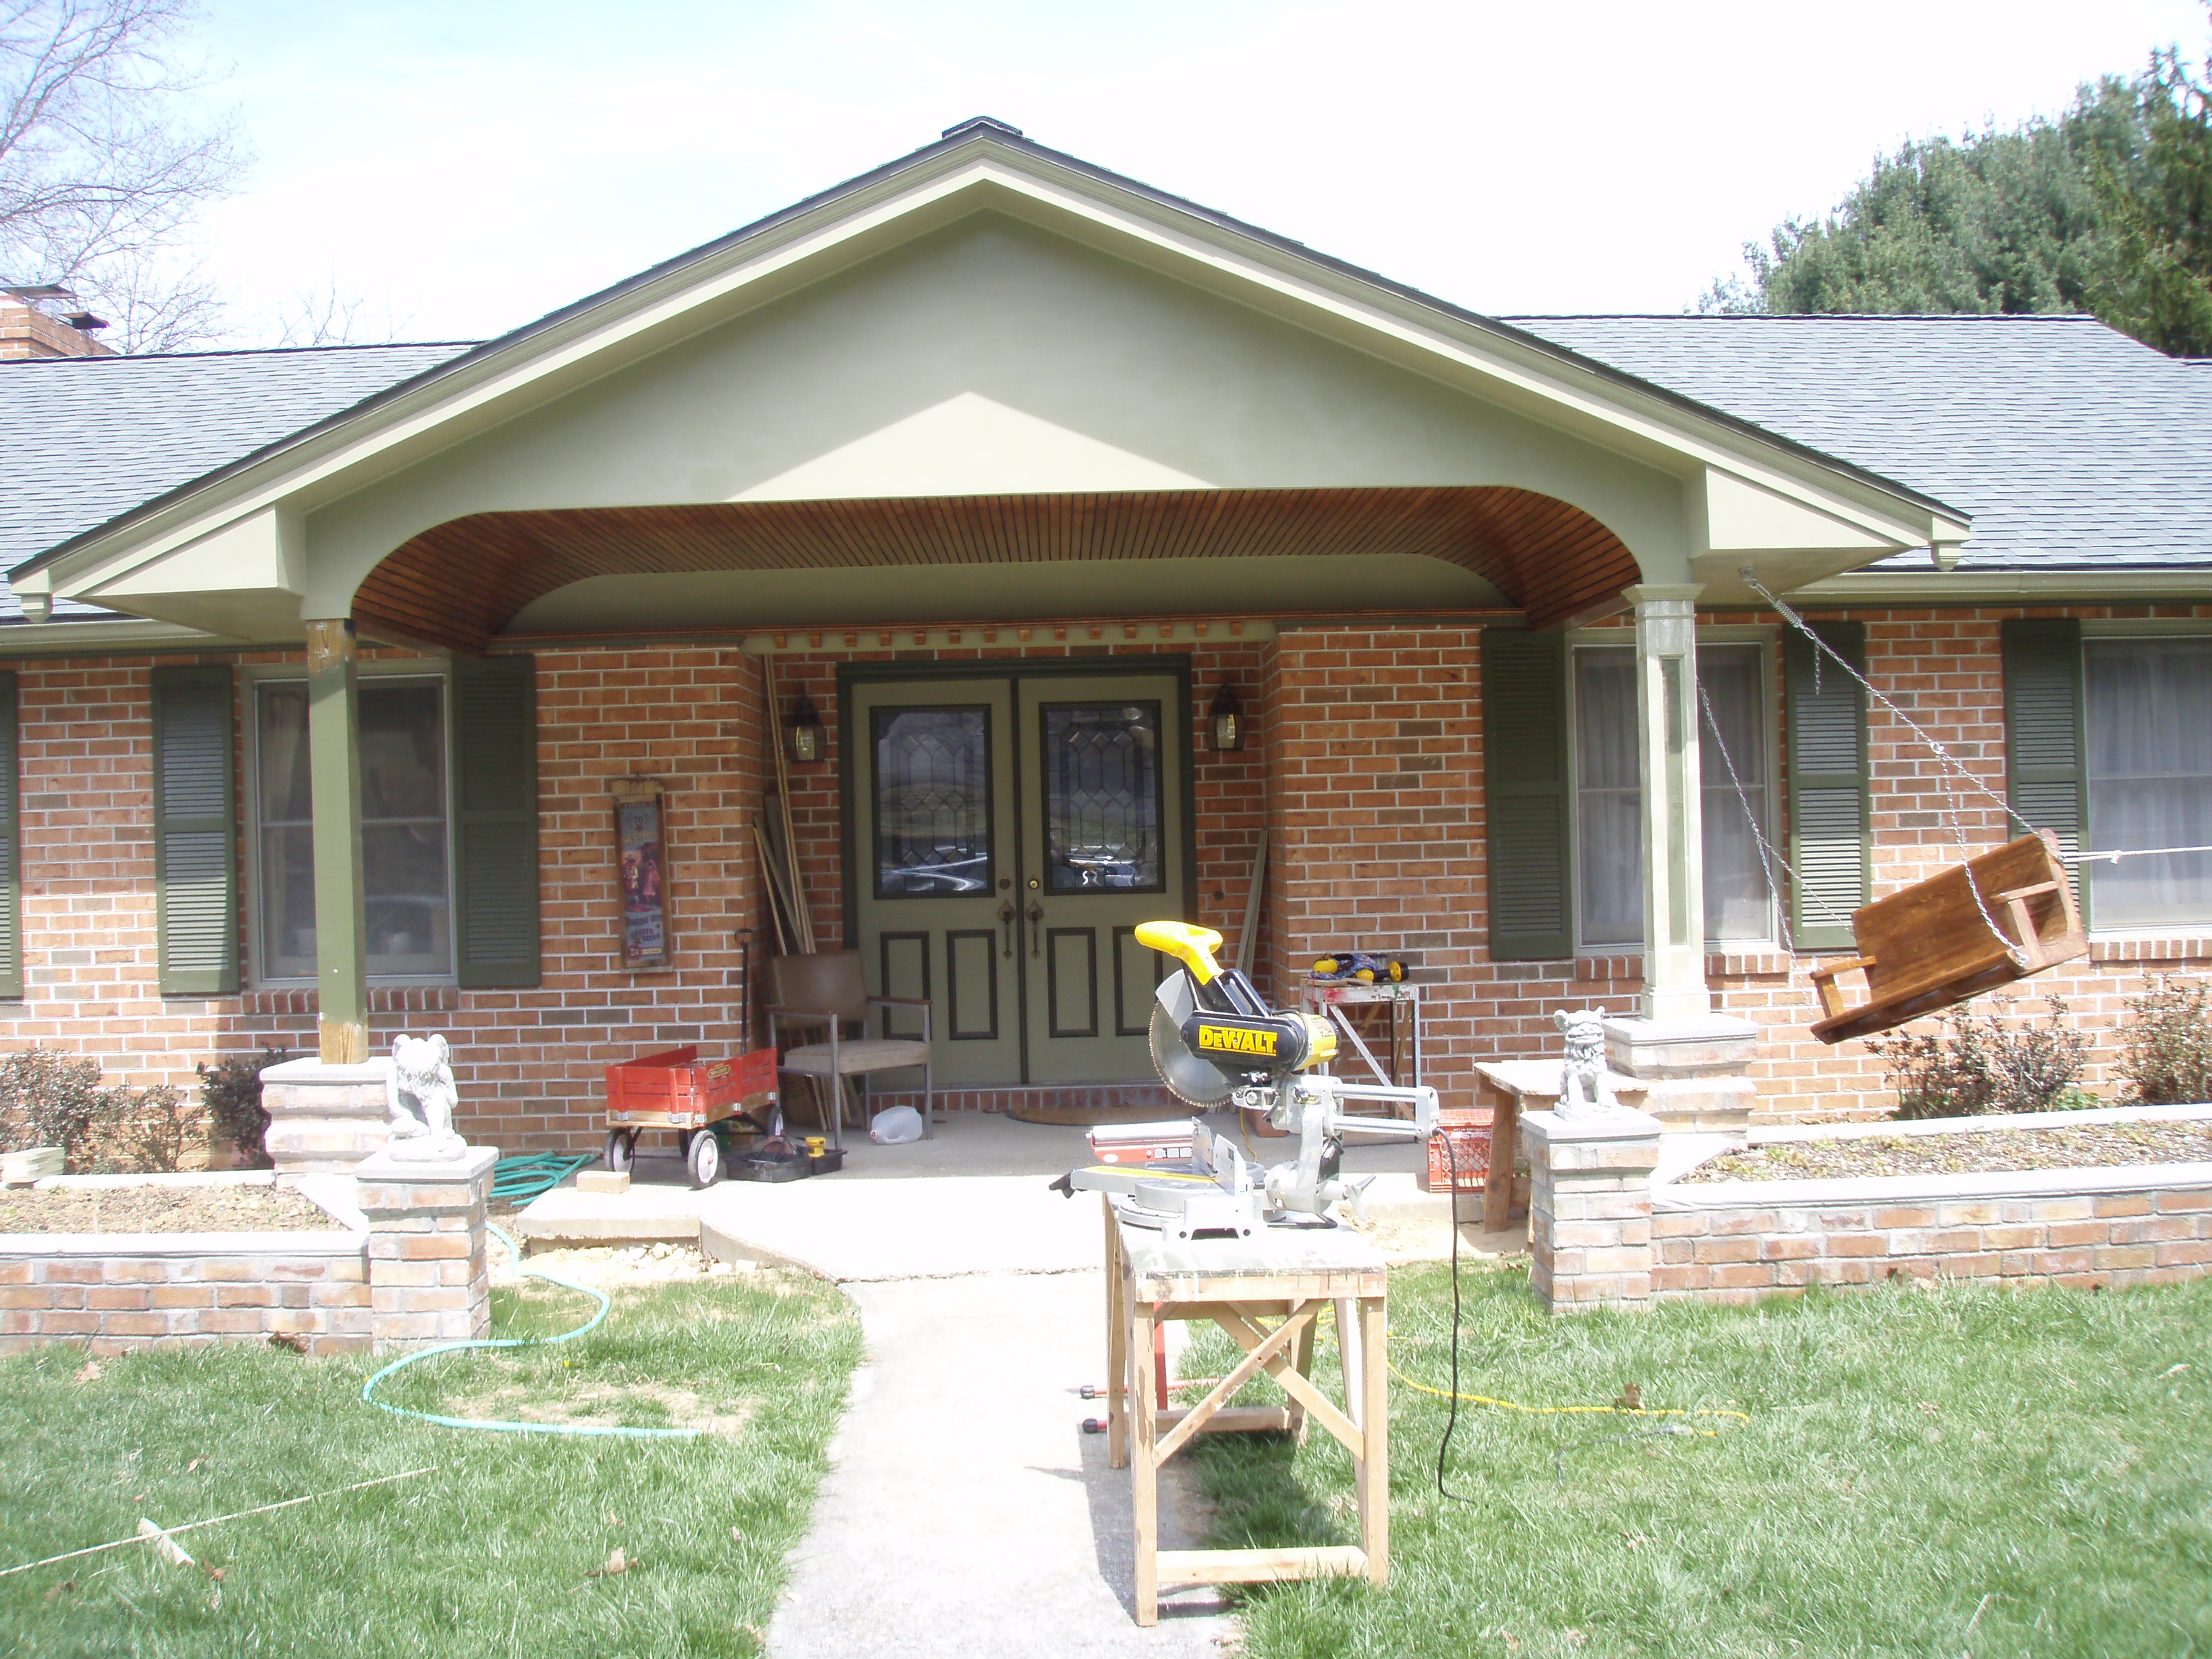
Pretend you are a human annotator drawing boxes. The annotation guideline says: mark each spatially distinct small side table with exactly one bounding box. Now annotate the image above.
[1473,1061,1649,1231]
[1103,1202,1391,1625]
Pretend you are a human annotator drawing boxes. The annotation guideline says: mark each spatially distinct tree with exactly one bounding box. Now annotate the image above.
[1700,76,2147,320]
[0,1,239,352]
[2095,37,2212,356]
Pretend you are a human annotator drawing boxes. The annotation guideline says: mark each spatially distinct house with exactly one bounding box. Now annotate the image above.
[2,117,2208,1151]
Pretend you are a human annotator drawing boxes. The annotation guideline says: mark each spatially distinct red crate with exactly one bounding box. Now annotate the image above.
[1424,1111,1492,1192]
[604,1046,775,1128]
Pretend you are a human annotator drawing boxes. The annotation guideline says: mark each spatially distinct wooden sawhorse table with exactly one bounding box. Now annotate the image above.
[1102,1202,1390,1625]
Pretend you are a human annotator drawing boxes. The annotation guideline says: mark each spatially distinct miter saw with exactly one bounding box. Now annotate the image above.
[1051,921,1437,1241]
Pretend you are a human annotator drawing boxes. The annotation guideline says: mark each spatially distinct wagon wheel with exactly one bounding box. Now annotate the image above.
[687,1128,724,1189]
[604,1128,637,1174]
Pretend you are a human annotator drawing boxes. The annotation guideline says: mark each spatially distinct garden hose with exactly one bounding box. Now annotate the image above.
[360,1223,701,1440]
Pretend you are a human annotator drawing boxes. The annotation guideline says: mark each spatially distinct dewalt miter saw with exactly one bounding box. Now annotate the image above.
[1052,921,1437,1241]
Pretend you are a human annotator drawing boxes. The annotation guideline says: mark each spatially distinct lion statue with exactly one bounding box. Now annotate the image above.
[385,1033,467,1162]
[1552,1007,1617,1120]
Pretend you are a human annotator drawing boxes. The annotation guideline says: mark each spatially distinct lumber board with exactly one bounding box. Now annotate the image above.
[1154,1547,1369,1586]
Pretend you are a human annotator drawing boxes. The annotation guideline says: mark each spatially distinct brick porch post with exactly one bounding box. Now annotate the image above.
[354,1146,498,1352]
[1520,1107,1662,1313]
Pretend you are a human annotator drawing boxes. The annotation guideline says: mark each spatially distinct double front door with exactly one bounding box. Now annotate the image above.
[850,668,1188,1086]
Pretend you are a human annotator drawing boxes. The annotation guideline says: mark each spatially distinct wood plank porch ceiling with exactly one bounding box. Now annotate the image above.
[351,485,1636,655]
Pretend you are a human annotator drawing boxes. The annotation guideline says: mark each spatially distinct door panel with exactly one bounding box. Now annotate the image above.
[850,680,1020,1084]
[1019,673,1186,1083]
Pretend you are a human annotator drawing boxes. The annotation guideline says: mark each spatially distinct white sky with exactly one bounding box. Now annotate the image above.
[185,0,2208,345]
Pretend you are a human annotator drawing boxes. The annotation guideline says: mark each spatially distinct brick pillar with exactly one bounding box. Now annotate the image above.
[354,1146,498,1352]
[261,1058,393,1179]
[1520,1107,1662,1314]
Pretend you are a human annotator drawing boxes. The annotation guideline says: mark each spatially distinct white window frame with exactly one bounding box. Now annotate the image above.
[2077,622,2212,938]
[243,660,459,989]
[1565,626,1782,954]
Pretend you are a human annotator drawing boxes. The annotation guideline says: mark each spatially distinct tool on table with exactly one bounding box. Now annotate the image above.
[1051,920,1436,1241]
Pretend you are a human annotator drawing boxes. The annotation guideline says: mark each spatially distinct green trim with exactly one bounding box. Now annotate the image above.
[2001,618,2088,927]
[150,665,239,997]
[1480,629,1573,961]
[453,655,541,988]
[0,673,19,998]
[1783,622,1870,953]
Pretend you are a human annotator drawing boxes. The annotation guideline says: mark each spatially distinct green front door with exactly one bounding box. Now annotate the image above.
[848,665,1188,1087]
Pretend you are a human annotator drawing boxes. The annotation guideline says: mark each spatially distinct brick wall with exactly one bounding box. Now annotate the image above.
[0,1240,372,1357]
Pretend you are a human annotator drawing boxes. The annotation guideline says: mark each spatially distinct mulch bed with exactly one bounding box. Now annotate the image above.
[1681,1119,2212,1183]
[0,1184,342,1234]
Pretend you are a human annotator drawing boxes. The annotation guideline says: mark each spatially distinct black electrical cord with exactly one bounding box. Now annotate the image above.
[1433,1127,1483,1505]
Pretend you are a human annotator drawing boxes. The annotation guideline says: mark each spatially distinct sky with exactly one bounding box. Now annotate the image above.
[180,0,2209,346]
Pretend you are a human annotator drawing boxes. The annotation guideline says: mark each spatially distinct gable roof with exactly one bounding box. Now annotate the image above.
[0,341,473,619]
[1509,315,2212,572]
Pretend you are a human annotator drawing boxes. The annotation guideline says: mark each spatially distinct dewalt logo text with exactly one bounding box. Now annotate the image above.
[1196,1025,1277,1056]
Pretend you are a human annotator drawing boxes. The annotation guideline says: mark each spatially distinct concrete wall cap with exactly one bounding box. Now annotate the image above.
[35,1172,276,1192]
[1749,1102,2212,1145]
[1655,1161,2212,1210]
[0,1230,369,1257]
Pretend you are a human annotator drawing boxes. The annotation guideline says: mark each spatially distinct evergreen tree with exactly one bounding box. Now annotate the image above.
[2095,39,2212,356]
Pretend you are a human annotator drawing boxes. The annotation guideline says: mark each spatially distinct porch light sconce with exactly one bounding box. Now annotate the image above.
[1209,683,1245,753]
[788,692,824,765]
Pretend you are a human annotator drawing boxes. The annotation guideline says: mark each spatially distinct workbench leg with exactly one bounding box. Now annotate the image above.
[1358,1293,1390,1586]
[1335,1296,1362,1434]
[1130,1300,1159,1627]
[1287,1305,1317,1445]
[1105,1202,1128,1470]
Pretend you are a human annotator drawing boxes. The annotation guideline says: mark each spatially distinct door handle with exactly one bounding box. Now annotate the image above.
[1028,899,1044,957]
[998,902,1015,960]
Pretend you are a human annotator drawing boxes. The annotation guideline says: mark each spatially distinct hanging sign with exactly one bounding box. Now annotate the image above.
[613,781,673,971]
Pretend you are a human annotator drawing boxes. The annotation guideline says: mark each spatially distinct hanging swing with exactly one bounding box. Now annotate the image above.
[1710,572,2092,1046]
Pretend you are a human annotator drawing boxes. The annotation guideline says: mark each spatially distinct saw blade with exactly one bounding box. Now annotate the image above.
[1150,970,1231,1108]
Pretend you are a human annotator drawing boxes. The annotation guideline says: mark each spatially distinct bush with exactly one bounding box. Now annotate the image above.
[0,1047,196,1172]
[2117,974,2212,1105]
[1869,994,2091,1120]
[197,1045,288,1169]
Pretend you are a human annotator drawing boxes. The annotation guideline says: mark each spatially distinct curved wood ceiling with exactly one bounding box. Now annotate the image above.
[349,486,1638,654]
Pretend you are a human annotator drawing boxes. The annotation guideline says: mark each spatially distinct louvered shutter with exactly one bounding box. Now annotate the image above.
[2002,619,2087,924]
[1482,629,1573,960]
[150,666,238,995]
[452,655,539,987]
[1784,623,1869,953]
[0,673,20,998]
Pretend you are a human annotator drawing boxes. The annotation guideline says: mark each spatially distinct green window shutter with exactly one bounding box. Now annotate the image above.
[1482,629,1573,961]
[1784,622,1869,953]
[150,665,238,996]
[452,655,540,988]
[0,673,20,998]
[2002,618,2087,925]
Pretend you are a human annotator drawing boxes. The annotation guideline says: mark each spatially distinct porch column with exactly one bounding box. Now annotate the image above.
[307,619,370,1064]
[1626,585,1709,1022]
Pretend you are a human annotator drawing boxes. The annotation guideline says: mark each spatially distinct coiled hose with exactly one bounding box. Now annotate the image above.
[360,1223,701,1439]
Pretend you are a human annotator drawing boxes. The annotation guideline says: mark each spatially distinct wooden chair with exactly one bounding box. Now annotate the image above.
[766,950,933,1149]
[1808,830,2088,1046]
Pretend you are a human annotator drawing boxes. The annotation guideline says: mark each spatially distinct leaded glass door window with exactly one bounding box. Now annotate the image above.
[873,708,992,896]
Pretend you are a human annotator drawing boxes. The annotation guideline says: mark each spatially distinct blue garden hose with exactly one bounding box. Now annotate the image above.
[361,1223,701,1439]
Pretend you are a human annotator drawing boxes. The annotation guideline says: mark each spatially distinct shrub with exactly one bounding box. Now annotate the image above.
[197,1046,288,1169]
[1869,994,2090,1120]
[0,1048,198,1172]
[2116,974,2212,1105]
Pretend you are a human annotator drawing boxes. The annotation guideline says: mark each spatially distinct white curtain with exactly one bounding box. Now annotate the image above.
[2086,639,2212,928]
[1574,644,1772,948]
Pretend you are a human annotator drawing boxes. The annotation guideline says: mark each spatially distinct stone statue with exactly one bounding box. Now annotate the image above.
[385,1033,467,1162]
[1553,1008,1617,1119]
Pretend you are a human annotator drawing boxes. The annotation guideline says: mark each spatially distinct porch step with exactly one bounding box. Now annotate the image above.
[510,1182,703,1247]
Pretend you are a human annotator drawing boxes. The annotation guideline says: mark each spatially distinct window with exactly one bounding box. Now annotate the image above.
[2085,638,2212,929]
[254,674,452,981]
[1571,642,1773,948]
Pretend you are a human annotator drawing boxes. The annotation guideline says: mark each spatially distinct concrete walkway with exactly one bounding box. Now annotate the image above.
[768,1272,1230,1658]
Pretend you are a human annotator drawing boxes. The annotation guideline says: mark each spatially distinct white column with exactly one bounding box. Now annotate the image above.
[1626,585,1709,1022]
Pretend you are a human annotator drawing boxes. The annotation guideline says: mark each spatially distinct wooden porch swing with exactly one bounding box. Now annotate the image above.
[1805,830,2087,1045]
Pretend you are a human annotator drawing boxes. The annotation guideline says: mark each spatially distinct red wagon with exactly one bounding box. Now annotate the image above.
[603,1046,781,1187]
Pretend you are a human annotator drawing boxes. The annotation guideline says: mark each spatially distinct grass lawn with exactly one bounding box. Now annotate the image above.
[1190,1264,2212,1658]
[0,1271,860,1658]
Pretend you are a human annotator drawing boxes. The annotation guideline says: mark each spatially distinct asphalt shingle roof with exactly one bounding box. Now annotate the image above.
[0,341,474,619]
[1503,314,2212,572]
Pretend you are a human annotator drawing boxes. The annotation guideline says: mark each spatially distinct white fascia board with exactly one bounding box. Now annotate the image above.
[39,139,1950,603]
[1794,567,2212,603]
[0,617,240,656]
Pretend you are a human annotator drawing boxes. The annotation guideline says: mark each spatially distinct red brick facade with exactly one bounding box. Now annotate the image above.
[4,605,2210,1154]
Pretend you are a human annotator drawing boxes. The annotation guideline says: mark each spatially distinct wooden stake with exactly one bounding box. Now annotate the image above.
[761,657,815,953]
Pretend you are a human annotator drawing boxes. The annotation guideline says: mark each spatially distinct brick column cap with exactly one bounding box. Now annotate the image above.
[354,1146,499,1185]
[1521,1107,1664,1149]
[262,1057,395,1087]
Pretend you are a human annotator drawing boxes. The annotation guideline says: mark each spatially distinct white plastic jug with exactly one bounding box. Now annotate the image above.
[868,1105,925,1145]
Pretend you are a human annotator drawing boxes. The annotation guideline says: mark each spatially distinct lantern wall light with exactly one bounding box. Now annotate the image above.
[1209,683,1246,752]
[788,692,824,764]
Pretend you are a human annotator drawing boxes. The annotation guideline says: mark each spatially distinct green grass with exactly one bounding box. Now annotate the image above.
[0,1272,861,1658]
[1187,1265,2212,1659]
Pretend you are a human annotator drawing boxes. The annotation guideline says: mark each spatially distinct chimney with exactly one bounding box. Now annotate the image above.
[1,286,117,360]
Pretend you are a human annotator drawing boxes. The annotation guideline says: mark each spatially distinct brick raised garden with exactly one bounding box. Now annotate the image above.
[1524,1103,2212,1313]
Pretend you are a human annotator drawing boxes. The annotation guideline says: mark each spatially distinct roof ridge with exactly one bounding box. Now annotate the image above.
[0,340,482,367]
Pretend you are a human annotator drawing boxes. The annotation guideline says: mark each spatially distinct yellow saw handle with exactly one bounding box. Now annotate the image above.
[1135,920,1224,984]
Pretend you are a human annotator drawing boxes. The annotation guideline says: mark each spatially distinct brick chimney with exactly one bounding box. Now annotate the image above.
[1,287,117,360]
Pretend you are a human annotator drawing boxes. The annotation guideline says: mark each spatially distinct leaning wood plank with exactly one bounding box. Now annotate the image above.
[1154,1546,1368,1585]
[1233,830,1268,976]
[762,657,814,953]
